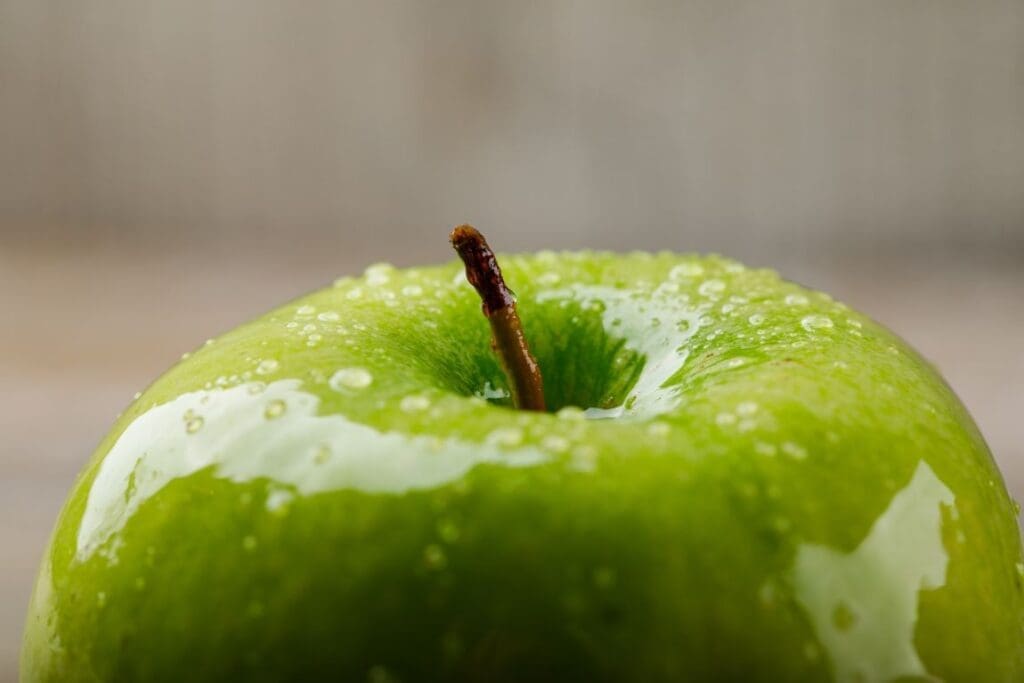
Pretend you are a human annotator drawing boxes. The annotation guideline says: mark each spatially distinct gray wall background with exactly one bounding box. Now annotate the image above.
[3,0,1023,260]
[2,2,1022,680]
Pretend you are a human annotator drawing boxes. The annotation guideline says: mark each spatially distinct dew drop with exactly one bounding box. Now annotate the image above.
[716,412,737,426]
[330,367,373,392]
[96,591,108,608]
[264,399,287,420]
[256,359,279,375]
[785,294,809,306]
[346,288,364,300]
[755,442,777,457]
[296,305,316,317]
[748,313,766,326]
[801,315,834,332]
[317,311,340,322]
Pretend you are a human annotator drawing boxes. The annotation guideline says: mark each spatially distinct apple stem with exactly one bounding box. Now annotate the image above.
[450,225,547,412]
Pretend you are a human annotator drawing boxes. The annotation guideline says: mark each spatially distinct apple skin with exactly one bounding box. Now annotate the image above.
[21,252,1024,682]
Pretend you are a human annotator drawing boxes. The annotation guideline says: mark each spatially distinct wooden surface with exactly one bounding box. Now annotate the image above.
[1,246,1021,680]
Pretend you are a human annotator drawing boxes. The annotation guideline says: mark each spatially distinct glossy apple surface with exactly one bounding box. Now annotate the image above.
[22,252,1024,682]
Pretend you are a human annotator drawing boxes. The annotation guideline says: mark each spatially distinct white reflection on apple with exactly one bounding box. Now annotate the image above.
[537,284,704,420]
[793,461,954,682]
[76,380,548,562]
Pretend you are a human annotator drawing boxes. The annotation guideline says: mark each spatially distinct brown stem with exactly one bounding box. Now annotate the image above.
[449,224,546,412]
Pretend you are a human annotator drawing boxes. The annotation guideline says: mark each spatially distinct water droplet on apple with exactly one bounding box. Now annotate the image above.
[832,601,857,631]
[557,406,586,421]
[737,401,759,416]
[538,271,561,286]
[264,399,287,420]
[367,665,399,683]
[758,581,777,608]
[542,435,571,453]
[486,427,523,448]
[96,591,108,608]
[365,263,394,286]
[716,412,737,427]
[317,311,340,322]
[296,305,316,317]
[265,489,294,514]
[346,287,364,300]
[329,367,373,392]
[423,544,447,570]
[242,535,258,551]
[312,443,331,465]
[306,333,323,347]
[285,321,299,329]
[698,279,726,297]
[400,395,431,413]
[572,445,598,472]
[256,359,279,375]
[184,415,204,434]
[437,519,461,543]
[748,313,766,326]
[785,293,809,306]
[647,422,670,437]
[755,442,777,457]
[592,567,616,589]
[401,284,423,297]
[801,315,834,331]
[669,263,704,280]
[782,441,808,460]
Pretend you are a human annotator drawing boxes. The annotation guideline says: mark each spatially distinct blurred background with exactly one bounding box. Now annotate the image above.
[2,1,1022,677]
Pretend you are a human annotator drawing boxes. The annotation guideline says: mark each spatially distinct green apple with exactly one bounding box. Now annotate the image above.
[22,250,1024,682]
